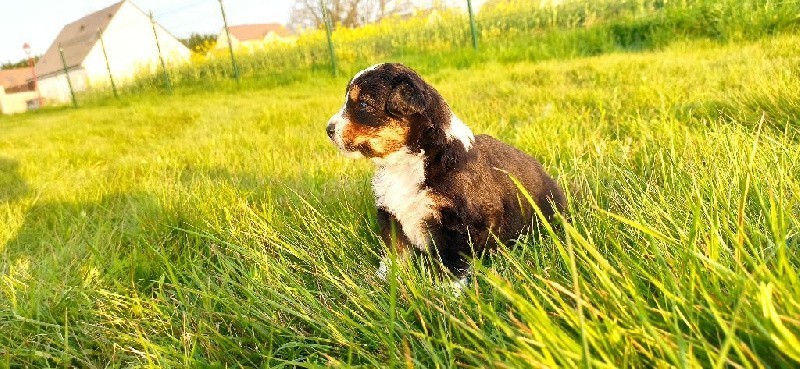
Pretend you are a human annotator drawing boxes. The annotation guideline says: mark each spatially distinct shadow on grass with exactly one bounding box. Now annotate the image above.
[2,162,372,292]
[2,192,169,291]
[0,157,29,203]
[178,162,374,219]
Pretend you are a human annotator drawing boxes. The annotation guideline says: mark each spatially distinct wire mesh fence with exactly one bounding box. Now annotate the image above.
[45,0,800,107]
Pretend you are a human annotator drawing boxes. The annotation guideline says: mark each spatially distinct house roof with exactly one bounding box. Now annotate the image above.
[0,68,32,90]
[227,24,292,42]
[34,1,125,78]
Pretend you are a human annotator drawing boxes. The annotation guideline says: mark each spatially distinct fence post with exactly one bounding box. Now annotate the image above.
[218,0,240,82]
[319,0,337,77]
[551,3,558,28]
[150,11,173,93]
[466,0,478,50]
[58,44,78,108]
[97,28,118,98]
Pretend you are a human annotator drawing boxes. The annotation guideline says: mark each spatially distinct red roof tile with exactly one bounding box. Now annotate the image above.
[0,68,32,90]
[227,24,292,42]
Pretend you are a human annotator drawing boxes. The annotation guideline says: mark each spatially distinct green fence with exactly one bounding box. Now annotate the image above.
[53,0,800,105]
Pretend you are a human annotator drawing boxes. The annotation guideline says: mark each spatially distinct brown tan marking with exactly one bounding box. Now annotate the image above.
[348,85,361,101]
[342,119,409,158]
[427,191,451,221]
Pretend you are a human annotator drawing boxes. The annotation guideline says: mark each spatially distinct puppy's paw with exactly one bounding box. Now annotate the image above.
[443,266,472,297]
[448,277,469,297]
[376,260,389,281]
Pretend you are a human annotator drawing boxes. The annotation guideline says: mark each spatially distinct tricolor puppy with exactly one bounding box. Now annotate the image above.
[326,63,566,283]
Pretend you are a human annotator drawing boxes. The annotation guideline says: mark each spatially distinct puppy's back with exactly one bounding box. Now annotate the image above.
[473,134,566,236]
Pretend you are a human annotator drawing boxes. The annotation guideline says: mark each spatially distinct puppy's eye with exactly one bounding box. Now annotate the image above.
[359,101,369,109]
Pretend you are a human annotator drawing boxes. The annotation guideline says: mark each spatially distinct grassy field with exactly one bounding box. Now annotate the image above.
[2,31,800,367]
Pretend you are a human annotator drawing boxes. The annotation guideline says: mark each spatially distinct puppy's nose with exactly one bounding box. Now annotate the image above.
[326,123,335,139]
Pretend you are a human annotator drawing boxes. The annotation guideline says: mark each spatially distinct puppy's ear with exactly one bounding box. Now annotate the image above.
[387,77,428,117]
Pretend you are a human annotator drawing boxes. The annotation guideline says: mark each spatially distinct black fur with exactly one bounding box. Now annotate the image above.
[426,135,566,276]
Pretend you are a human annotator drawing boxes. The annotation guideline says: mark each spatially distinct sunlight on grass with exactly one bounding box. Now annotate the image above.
[1,29,799,369]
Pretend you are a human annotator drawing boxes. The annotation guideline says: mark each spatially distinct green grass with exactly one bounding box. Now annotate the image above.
[2,32,800,366]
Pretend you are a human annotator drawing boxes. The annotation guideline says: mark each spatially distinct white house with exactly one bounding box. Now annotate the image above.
[215,24,295,53]
[0,68,39,115]
[33,0,190,103]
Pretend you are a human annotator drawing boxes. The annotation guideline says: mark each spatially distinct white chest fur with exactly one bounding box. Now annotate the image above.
[372,149,435,250]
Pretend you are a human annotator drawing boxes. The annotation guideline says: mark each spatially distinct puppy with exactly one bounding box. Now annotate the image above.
[326,63,566,283]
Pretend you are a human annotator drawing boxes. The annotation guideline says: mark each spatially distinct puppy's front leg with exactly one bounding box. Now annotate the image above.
[429,218,487,295]
[377,208,413,280]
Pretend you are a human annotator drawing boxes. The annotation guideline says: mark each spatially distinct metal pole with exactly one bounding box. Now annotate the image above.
[467,0,478,50]
[97,28,118,98]
[26,49,43,108]
[58,44,78,108]
[218,0,239,82]
[150,11,172,93]
[319,0,337,77]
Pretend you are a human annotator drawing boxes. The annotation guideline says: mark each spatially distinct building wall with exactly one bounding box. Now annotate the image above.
[216,31,295,53]
[215,30,239,50]
[0,87,39,115]
[81,1,190,86]
[264,32,296,44]
[38,68,89,104]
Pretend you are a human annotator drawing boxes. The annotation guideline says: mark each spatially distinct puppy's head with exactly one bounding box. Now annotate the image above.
[326,63,471,161]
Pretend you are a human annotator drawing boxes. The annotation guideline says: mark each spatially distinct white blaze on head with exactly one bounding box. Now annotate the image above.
[328,107,364,159]
[352,63,385,83]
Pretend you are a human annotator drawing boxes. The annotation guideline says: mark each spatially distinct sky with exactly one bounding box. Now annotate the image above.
[0,0,295,64]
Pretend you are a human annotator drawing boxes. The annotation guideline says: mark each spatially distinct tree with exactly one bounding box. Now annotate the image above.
[1,56,39,70]
[180,33,218,55]
[289,0,416,31]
